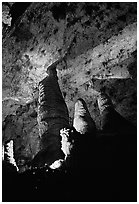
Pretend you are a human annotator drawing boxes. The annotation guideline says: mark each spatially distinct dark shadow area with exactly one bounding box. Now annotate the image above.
[3,128,137,202]
[9,2,31,26]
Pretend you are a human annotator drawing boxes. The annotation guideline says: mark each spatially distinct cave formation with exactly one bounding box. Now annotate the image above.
[2,2,137,202]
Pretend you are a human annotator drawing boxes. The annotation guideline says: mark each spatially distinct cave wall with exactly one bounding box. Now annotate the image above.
[2,2,137,168]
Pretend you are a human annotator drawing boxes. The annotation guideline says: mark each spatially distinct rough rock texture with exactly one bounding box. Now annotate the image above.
[2,2,137,170]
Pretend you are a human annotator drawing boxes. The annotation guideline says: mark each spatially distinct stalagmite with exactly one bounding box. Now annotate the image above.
[73,98,96,134]
[4,140,19,171]
[36,67,70,167]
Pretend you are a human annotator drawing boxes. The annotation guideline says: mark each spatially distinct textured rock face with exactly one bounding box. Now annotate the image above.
[2,2,137,171]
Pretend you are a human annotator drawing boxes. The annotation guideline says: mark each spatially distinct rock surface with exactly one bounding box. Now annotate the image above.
[2,2,137,170]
